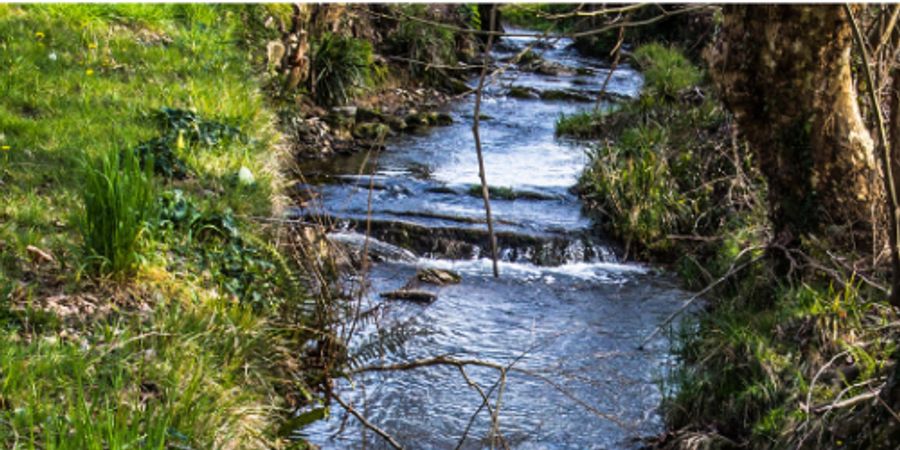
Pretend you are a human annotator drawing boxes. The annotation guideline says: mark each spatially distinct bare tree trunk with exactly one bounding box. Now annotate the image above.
[709,5,882,252]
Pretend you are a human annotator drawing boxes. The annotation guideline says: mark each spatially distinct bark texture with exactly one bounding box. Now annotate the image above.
[709,5,882,247]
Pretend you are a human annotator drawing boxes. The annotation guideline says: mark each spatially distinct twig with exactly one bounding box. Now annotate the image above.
[473,6,500,278]
[811,388,881,414]
[332,391,404,450]
[353,355,631,430]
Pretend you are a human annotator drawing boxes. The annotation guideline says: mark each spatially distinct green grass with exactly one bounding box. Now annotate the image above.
[632,43,702,100]
[0,4,283,276]
[0,298,292,449]
[555,110,605,138]
[311,33,375,107]
[79,146,156,276]
[0,5,324,448]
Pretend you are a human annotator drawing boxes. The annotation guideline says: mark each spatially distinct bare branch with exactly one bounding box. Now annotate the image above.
[473,6,500,278]
[332,392,405,450]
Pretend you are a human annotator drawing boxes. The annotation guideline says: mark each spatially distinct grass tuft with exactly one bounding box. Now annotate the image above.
[79,146,156,276]
[312,33,374,107]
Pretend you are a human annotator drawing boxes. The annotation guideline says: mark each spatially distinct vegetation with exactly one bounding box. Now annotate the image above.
[79,146,156,276]
[311,33,375,107]
[632,43,702,99]
[574,39,900,449]
[0,5,326,448]
[572,43,745,257]
[386,4,457,86]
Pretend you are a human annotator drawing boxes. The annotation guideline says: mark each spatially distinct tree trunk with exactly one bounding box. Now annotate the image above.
[709,5,882,251]
[887,71,900,306]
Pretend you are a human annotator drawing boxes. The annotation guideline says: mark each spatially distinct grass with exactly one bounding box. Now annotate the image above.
[0,5,325,448]
[632,43,702,100]
[79,146,156,276]
[311,33,375,107]
[555,110,605,139]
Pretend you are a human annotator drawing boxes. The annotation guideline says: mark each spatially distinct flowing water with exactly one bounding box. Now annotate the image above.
[297,30,688,449]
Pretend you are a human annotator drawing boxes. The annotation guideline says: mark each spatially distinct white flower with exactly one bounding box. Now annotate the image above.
[48,51,57,61]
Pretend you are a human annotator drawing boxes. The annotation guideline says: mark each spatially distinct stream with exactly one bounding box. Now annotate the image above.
[297,30,688,450]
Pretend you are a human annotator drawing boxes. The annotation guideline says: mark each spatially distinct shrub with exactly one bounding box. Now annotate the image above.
[79,146,156,275]
[632,43,701,99]
[311,33,373,107]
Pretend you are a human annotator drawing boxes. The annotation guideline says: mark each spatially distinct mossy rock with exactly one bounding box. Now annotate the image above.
[427,112,453,126]
[352,122,390,140]
[539,89,593,103]
[507,86,540,99]
[355,107,384,123]
[404,112,430,129]
[384,115,407,132]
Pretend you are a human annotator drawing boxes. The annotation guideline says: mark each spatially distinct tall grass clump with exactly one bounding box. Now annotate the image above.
[580,125,689,254]
[632,43,701,100]
[79,147,156,275]
[311,33,374,107]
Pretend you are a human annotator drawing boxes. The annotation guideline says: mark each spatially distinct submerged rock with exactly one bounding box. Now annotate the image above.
[539,89,594,103]
[507,86,540,99]
[381,289,437,303]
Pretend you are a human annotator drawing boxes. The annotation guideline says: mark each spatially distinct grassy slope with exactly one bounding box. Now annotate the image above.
[570,44,899,449]
[0,5,317,449]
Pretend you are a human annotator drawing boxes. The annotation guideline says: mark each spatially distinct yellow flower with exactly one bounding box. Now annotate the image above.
[88,42,97,50]
[35,31,45,40]
[1,145,10,151]
[175,130,186,151]
[85,68,94,76]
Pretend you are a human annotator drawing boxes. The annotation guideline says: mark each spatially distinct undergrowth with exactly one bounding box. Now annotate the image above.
[574,42,900,449]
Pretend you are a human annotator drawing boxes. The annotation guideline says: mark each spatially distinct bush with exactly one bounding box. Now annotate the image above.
[311,33,374,107]
[632,43,701,99]
[79,146,156,275]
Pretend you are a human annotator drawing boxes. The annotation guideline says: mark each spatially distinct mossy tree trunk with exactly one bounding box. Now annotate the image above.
[709,5,882,251]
